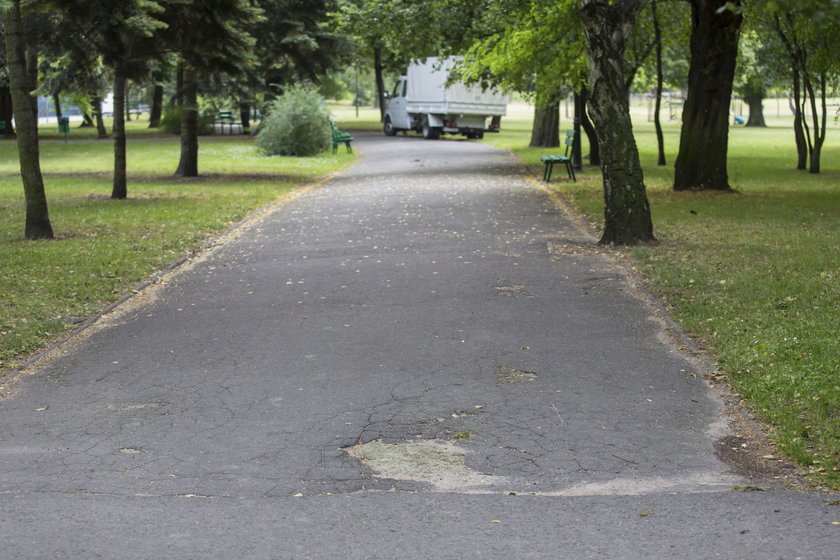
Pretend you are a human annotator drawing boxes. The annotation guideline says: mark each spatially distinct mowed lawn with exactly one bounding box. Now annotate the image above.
[485,108,839,488]
[0,124,353,379]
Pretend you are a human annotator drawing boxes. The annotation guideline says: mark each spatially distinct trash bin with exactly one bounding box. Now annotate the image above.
[58,116,70,137]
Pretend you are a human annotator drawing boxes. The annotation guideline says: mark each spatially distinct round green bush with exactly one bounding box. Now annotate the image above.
[256,87,330,157]
[161,107,215,135]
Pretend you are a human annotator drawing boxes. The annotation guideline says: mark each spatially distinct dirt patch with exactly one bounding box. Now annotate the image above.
[345,439,505,492]
[495,364,537,386]
[494,285,534,298]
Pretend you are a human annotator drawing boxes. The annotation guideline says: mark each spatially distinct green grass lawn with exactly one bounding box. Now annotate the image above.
[483,108,839,488]
[0,121,353,377]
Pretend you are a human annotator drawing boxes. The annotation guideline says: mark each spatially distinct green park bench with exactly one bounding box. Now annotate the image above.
[329,119,353,154]
[540,129,576,183]
[216,110,241,135]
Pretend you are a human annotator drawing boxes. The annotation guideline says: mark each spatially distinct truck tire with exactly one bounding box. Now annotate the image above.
[384,116,397,136]
[422,122,441,140]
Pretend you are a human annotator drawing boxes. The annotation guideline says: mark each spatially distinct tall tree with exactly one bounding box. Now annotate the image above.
[651,0,666,165]
[2,0,52,239]
[770,2,840,174]
[158,0,261,177]
[580,0,654,244]
[673,0,742,191]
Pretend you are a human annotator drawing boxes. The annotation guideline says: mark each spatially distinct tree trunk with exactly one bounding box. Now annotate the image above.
[149,83,163,127]
[745,96,766,127]
[529,99,560,147]
[580,0,654,245]
[175,69,199,177]
[773,14,808,170]
[80,112,94,128]
[24,27,37,118]
[791,69,807,170]
[580,88,600,166]
[374,45,386,122]
[53,93,62,119]
[92,97,108,138]
[112,69,128,199]
[240,102,251,134]
[652,0,666,166]
[572,91,583,170]
[673,0,741,191]
[0,85,15,138]
[125,81,132,121]
[804,72,826,174]
[2,0,53,239]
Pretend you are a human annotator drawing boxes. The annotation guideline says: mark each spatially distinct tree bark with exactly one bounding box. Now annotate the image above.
[0,85,15,138]
[240,102,251,134]
[774,14,808,170]
[125,81,132,121]
[80,112,94,128]
[529,99,560,147]
[92,97,108,138]
[745,96,766,127]
[53,93,62,119]
[149,83,163,128]
[175,69,199,177]
[804,72,826,174]
[652,0,666,166]
[374,45,386,122]
[580,88,600,166]
[673,0,741,191]
[2,0,53,239]
[580,0,654,245]
[791,69,807,170]
[112,68,128,199]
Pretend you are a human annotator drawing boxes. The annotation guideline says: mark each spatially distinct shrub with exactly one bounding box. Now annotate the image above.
[161,107,215,135]
[256,87,331,157]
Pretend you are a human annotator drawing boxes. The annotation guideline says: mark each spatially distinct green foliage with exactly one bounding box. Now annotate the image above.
[160,107,215,135]
[256,87,331,157]
[463,0,586,102]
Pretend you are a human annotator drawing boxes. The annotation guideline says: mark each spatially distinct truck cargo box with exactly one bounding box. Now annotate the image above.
[405,57,508,117]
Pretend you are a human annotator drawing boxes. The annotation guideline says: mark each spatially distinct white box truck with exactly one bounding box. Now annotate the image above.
[383,57,508,140]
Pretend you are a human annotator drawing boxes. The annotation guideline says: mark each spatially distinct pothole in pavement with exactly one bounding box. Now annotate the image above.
[495,364,538,386]
[344,439,505,492]
[494,285,534,298]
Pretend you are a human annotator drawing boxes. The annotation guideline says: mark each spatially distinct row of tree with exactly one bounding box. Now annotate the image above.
[1,0,349,239]
[2,0,839,243]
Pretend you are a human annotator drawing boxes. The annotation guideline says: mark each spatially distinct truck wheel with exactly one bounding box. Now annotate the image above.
[384,117,397,136]
[422,122,441,140]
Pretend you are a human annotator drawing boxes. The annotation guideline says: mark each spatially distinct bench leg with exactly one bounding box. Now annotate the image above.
[546,162,554,182]
[344,142,352,153]
[566,161,576,182]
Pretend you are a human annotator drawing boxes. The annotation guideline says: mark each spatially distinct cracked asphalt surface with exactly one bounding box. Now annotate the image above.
[1,132,837,558]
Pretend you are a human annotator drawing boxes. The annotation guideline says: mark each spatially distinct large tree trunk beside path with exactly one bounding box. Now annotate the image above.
[580,0,654,245]
[673,0,742,191]
[112,68,128,199]
[175,69,199,177]
[529,99,560,148]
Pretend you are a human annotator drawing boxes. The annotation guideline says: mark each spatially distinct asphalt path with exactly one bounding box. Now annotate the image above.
[1,131,836,558]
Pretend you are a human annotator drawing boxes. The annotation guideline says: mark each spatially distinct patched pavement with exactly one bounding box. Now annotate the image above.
[1,131,836,558]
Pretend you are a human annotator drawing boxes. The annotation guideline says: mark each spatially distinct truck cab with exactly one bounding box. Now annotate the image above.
[384,77,411,134]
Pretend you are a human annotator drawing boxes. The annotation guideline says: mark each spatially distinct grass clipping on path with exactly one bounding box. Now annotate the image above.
[484,117,840,489]
[0,132,353,378]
